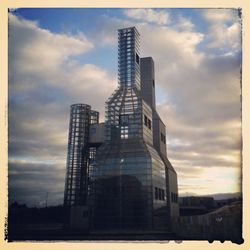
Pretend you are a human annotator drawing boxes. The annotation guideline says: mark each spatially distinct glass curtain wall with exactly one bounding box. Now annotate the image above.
[89,27,169,231]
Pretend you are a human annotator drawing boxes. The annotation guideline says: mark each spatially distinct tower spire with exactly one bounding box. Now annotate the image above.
[118,27,140,89]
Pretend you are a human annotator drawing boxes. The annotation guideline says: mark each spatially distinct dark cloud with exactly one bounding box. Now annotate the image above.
[9,161,65,206]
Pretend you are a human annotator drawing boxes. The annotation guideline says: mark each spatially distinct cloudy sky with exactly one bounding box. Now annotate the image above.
[8,8,242,207]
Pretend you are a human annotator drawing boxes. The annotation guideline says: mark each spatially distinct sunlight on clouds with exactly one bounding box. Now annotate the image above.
[124,9,170,25]
[201,167,241,194]
[8,9,242,204]
[218,152,241,165]
[202,9,238,23]
[169,138,191,147]
[9,13,93,76]
[71,64,116,89]
[178,167,241,195]
[201,9,241,53]
[206,22,241,51]
[175,15,194,31]
[139,25,205,74]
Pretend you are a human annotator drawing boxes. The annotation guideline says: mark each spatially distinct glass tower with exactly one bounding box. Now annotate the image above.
[89,27,174,231]
[118,27,140,88]
[64,104,99,207]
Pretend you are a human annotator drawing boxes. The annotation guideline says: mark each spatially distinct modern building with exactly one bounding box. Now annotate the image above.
[63,104,101,228]
[64,27,179,232]
[64,104,99,207]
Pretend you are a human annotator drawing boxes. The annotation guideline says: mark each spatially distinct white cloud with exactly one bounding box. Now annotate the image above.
[201,9,241,53]
[8,13,117,204]
[206,22,241,51]
[202,9,238,23]
[124,9,170,25]
[9,13,93,81]
[139,25,204,69]
[175,15,194,31]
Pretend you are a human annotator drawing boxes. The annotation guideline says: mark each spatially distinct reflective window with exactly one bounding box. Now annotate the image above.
[121,126,129,139]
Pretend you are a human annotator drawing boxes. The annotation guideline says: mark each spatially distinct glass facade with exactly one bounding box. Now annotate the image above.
[118,27,140,89]
[64,26,179,232]
[64,104,99,206]
[89,27,169,231]
[89,140,152,229]
[89,140,168,230]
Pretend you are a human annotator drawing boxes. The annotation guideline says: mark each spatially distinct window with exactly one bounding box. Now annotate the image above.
[155,187,165,201]
[152,79,155,87]
[160,132,166,144]
[136,53,140,65]
[171,192,178,203]
[159,189,162,200]
[161,189,165,200]
[155,187,158,200]
[148,119,151,130]
[144,115,148,126]
[121,126,129,139]
[144,114,152,130]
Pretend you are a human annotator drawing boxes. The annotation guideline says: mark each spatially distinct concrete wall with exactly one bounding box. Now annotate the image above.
[152,111,167,159]
[140,57,156,109]
[159,117,167,158]
[168,167,179,217]
[142,100,153,145]
[171,207,242,241]
[89,123,105,144]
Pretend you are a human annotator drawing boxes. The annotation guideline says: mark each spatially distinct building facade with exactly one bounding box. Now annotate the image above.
[64,27,179,232]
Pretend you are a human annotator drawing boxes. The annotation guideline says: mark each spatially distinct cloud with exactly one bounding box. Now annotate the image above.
[139,24,204,72]
[175,15,194,31]
[8,13,117,205]
[9,160,64,206]
[202,9,238,23]
[201,9,241,53]
[206,22,241,51]
[9,13,93,77]
[8,9,242,204]
[123,9,170,25]
[177,166,241,195]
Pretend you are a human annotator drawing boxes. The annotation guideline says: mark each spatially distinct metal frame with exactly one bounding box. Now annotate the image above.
[64,104,99,206]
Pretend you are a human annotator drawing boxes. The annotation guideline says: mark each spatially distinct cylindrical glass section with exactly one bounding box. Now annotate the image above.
[64,104,91,206]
